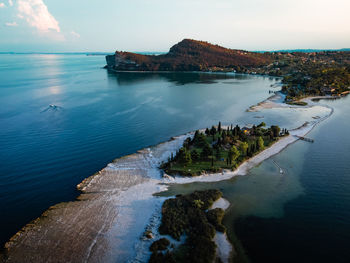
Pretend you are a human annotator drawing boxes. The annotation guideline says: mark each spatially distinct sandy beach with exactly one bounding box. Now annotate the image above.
[211,198,233,263]
[2,92,334,263]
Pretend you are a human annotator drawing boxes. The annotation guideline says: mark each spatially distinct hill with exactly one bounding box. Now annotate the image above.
[105,39,272,71]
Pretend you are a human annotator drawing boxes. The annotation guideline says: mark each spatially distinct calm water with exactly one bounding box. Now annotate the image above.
[1,54,349,263]
[161,96,350,262]
[0,54,278,246]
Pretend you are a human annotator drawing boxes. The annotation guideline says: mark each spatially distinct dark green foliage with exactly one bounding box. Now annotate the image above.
[150,238,170,252]
[271,125,281,138]
[191,149,200,162]
[186,236,217,263]
[282,66,350,101]
[192,132,208,148]
[177,147,191,165]
[210,126,217,136]
[159,190,222,238]
[257,122,266,128]
[183,137,192,150]
[149,251,176,263]
[162,123,285,177]
[200,143,212,160]
[215,147,221,160]
[152,190,225,263]
[206,208,226,232]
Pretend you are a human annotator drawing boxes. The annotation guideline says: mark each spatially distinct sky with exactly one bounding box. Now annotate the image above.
[0,0,349,52]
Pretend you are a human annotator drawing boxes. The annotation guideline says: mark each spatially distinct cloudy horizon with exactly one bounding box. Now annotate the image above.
[0,0,349,52]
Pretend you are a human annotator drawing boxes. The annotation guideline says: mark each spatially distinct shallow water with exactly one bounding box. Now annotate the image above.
[1,54,348,263]
[160,96,350,262]
[0,54,279,246]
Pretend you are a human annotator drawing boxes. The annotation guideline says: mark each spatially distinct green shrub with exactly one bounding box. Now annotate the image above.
[150,238,170,252]
[153,190,224,263]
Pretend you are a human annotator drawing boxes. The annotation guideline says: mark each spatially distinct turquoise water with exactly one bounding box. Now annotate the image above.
[0,54,278,246]
[1,54,349,263]
[160,96,350,262]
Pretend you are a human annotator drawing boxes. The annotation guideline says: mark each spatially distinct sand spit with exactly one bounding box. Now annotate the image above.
[2,134,190,263]
[2,93,334,263]
[214,233,233,263]
[164,118,330,185]
[248,91,336,112]
[211,197,230,211]
[211,198,233,263]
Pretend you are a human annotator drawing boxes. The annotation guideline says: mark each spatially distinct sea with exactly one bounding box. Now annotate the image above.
[0,54,349,262]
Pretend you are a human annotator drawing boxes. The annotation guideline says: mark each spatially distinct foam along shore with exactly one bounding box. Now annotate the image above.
[2,134,191,263]
[248,91,336,112]
[2,97,333,263]
[163,111,332,186]
[211,198,233,263]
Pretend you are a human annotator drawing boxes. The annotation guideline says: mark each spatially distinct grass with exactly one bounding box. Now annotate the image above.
[169,159,230,175]
[162,125,286,177]
[286,100,308,106]
[165,137,280,177]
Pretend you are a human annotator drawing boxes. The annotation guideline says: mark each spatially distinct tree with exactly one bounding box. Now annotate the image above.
[239,142,249,156]
[210,126,217,141]
[233,125,240,137]
[200,143,212,160]
[178,147,192,165]
[258,122,266,128]
[191,149,200,162]
[218,121,222,133]
[257,136,264,150]
[271,125,281,138]
[215,147,221,160]
[228,146,239,164]
[193,199,204,209]
[193,133,207,148]
[183,137,191,150]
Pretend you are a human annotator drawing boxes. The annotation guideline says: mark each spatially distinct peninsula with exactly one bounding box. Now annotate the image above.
[106,39,350,102]
[161,122,287,177]
[0,40,343,263]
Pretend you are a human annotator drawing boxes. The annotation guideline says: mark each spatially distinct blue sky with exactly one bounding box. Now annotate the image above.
[0,0,349,52]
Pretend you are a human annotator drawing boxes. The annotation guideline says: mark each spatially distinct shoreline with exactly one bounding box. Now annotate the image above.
[248,91,338,112]
[211,198,233,263]
[106,67,282,79]
[1,92,334,262]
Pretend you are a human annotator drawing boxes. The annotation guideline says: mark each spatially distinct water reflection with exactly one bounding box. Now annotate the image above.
[107,71,253,86]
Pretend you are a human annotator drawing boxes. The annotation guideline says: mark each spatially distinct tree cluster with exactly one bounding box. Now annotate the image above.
[161,122,286,176]
[149,190,225,263]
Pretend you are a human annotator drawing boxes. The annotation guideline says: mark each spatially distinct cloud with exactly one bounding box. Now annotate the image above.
[8,0,12,6]
[70,31,80,38]
[17,0,60,33]
[0,2,5,8]
[5,21,18,26]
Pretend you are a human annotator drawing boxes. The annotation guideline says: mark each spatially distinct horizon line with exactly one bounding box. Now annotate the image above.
[1,48,350,55]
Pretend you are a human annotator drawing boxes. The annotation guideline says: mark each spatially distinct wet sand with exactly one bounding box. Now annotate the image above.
[2,135,190,263]
[1,93,334,263]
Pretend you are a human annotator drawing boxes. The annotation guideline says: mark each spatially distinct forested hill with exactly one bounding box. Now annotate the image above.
[105,39,272,71]
[105,39,350,102]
